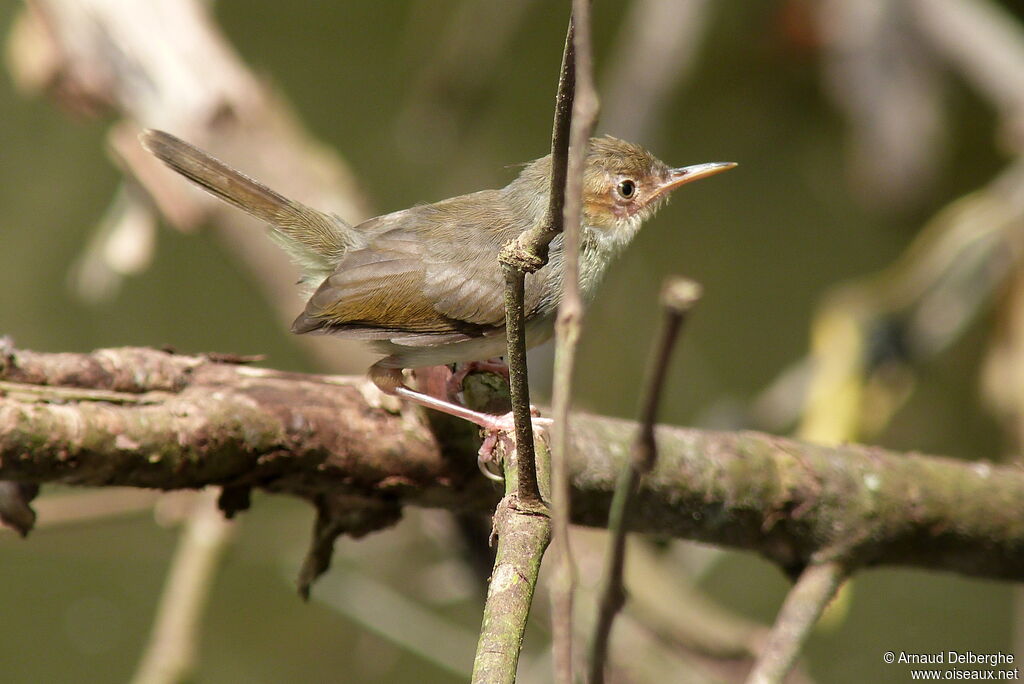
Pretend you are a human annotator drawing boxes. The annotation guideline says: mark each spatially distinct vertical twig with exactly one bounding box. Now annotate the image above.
[587,277,702,683]
[503,268,542,505]
[746,561,848,684]
[474,4,587,680]
[549,1,599,680]
[471,446,552,684]
[498,6,583,507]
[131,488,235,684]
[544,18,577,243]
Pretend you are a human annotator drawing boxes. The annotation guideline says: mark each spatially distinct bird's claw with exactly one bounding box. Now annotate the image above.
[476,408,552,433]
[477,432,511,481]
[475,410,553,482]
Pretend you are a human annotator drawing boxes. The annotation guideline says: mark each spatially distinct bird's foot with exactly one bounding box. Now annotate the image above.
[473,408,552,433]
[477,431,512,481]
[370,361,552,482]
[475,409,553,481]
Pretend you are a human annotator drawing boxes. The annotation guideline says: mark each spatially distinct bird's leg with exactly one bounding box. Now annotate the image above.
[370,363,513,428]
[410,365,454,402]
[370,361,551,473]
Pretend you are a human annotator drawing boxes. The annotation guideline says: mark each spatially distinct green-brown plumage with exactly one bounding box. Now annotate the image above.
[141,130,734,372]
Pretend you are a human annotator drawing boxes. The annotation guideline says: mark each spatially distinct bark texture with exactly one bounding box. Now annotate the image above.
[1,343,1022,581]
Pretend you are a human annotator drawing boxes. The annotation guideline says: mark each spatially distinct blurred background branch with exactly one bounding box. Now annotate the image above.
[6,0,372,372]
[4,0,1024,681]
[746,561,847,684]
[588,277,700,683]
[130,488,235,684]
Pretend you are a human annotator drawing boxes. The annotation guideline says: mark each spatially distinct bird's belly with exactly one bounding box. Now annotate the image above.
[371,316,555,369]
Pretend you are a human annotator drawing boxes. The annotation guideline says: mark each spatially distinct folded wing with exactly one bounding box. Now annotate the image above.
[292,231,509,345]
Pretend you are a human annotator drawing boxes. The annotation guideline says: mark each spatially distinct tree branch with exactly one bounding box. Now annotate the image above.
[1,344,1022,582]
[497,8,580,508]
[471,457,551,683]
[480,8,585,677]
[471,383,551,682]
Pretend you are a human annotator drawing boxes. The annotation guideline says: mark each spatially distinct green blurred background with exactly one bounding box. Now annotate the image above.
[0,1,1019,682]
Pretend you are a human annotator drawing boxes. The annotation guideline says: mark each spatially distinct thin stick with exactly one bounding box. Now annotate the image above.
[131,488,236,684]
[503,268,542,504]
[745,561,848,684]
[471,441,552,683]
[501,20,576,269]
[497,3,586,504]
[472,6,582,679]
[587,277,702,683]
[496,17,578,506]
[545,17,577,247]
[549,1,600,680]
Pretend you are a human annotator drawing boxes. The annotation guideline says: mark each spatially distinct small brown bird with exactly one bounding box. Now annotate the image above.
[141,130,733,429]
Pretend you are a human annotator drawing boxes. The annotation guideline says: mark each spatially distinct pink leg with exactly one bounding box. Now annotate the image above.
[370,361,551,474]
[411,365,455,402]
[372,361,547,431]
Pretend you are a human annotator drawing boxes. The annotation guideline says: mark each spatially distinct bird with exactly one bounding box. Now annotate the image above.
[140,130,734,432]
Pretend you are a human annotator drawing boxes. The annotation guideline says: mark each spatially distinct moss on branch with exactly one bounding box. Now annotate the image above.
[0,344,1021,581]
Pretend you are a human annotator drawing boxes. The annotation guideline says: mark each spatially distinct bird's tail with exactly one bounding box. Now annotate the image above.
[140,129,348,280]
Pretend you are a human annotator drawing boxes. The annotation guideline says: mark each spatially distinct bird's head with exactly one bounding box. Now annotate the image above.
[581,136,735,238]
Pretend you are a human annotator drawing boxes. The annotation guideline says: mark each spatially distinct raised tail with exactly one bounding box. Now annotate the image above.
[140,129,348,278]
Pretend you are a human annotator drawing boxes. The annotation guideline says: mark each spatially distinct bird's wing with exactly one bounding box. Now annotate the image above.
[291,231,509,346]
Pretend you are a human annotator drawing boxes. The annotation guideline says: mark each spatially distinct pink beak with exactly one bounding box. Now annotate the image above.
[657,162,737,197]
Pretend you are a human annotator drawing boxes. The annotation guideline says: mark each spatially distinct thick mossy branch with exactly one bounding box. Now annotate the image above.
[569,418,1024,580]
[1,345,1022,581]
[0,343,485,506]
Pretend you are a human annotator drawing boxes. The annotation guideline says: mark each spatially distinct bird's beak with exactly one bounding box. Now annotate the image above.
[657,162,737,196]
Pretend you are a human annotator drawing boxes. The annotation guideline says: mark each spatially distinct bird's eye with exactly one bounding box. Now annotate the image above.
[616,179,636,200]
